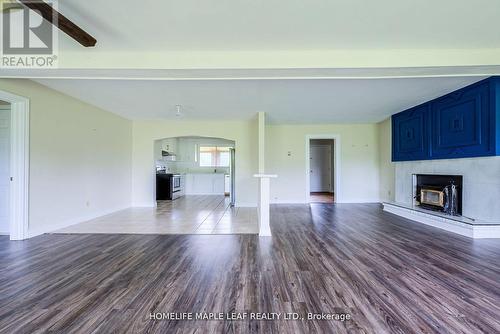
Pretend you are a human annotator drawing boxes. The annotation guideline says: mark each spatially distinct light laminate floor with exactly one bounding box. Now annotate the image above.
[54,195,258,235]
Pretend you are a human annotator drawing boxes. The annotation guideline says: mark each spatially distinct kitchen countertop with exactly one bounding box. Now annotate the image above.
[184,172,227,175]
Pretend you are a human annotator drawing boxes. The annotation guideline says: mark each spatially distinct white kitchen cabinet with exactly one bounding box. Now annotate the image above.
[185,173,225,195]
[213,176,225,194]
[161,138,178,155]
[224,175,230,195]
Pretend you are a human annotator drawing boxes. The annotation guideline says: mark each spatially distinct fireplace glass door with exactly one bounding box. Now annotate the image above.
[420,189,444,208]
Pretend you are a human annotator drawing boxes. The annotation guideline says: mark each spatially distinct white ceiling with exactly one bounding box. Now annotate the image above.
[35,76,486,123]
[5,1,498,124]
[56,0,500,51]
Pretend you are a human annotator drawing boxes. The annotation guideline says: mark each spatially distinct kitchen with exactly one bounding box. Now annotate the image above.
[155,136,235,203]
[54,135,256,235]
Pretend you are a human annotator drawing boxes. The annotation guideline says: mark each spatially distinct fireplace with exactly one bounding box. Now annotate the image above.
[414,174,463,216]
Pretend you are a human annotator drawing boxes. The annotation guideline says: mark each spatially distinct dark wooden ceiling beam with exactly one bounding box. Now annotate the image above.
[18,0,97,47]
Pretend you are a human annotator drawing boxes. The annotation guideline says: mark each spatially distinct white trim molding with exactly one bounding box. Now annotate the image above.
[0,90,30,240]
[305,134,341,203]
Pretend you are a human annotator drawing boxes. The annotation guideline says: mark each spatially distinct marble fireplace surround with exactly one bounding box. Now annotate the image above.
[394,156,500,223]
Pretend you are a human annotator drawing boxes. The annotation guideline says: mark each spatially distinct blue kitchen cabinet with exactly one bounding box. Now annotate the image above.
[392,103,430,161]
[391,76,500,161]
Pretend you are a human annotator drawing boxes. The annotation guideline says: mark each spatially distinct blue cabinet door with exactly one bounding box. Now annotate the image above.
[392,103,430,161]
[431,81,494,159]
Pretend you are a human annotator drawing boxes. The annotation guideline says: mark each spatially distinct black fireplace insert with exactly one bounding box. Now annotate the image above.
[415,174,463,215]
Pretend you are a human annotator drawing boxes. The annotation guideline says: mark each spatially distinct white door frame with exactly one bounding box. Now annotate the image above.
[305,135,340,203]
[0,90,30,240]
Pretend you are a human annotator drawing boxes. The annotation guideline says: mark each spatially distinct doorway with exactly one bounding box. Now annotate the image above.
[0,90,29,240]
[0,102,10,235]
[307,137,338,203]
[153,136,236,203]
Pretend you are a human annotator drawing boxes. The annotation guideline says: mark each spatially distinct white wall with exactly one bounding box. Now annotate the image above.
[0,104,10,234]
[378,118,395,201]
[266,124,380,203]
[132,118,258,207]
[0,79,133,236]
[395,157,500,222]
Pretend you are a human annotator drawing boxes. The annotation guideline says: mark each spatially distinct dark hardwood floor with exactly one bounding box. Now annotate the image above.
[1,204,499,333]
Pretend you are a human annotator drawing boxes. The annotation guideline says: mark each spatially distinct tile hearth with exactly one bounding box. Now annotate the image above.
[383,202,500,239]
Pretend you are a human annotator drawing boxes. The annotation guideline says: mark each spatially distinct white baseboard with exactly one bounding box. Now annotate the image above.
[383,203,500,239]
[0,231,9,235]
[28,205,130,238]
[271,200,307,204]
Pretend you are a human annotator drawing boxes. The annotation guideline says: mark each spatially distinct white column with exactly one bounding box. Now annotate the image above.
[257,112,266,173]
[254,174,277,237]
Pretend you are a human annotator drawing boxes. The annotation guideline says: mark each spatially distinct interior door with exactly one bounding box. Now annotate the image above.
[0,109,10,234]
[310,145,331,192]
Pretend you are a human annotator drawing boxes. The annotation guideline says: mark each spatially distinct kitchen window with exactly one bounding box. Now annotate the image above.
[199,146,231,167]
